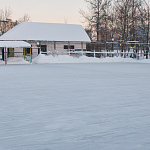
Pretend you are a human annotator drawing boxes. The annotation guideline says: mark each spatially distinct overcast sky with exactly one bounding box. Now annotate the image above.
[1,0,87,26]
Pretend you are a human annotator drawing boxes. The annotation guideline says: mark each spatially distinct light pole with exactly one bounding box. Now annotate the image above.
[37,42,40,54]
[112,38,114,51]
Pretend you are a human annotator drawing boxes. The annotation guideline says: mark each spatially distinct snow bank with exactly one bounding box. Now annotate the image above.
[1,54,150,65]
[138,59,150,63]
[32,54,101,64]
[32,54,150,64]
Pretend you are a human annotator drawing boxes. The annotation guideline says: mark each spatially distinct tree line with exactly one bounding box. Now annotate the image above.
[80,0,150,43]
[0,7,30,35]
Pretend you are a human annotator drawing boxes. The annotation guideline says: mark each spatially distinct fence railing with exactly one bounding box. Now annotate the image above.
[1,49,149,63]
[40,50,149,60]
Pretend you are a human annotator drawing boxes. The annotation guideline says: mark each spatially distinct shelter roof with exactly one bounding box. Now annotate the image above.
[0,41,31,48]
[0,22,91,42]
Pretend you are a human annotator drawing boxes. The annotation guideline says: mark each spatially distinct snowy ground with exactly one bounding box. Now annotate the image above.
[0,57,30,65]
[0,63,150,150]
[0,54,150,65]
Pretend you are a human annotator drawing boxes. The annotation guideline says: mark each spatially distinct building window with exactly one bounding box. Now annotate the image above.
[24,48,32,55]
[41,45,47,52]
[64,45,74,49]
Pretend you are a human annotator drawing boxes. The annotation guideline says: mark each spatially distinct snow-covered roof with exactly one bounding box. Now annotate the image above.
[0,22,91,42]
[0,41,31,48]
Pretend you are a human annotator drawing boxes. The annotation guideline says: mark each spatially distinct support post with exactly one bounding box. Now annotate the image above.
[138,45,139,60]
[68,41,70,56]
[54,41,56,56]
[117,43,118,57]
[30,47,32,63]
[5,47,7,65]
[40,41,41,54]
[81,42,83,56]
[94,50,95,58]
[106,43,108,57]
[24,48,25,60]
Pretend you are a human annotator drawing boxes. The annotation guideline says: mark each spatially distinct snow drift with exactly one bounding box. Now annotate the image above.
[1,54,150,65]
[32,54,150,64]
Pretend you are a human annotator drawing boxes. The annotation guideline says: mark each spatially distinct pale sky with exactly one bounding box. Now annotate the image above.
[1,0,149,27]
[1,0,87,26]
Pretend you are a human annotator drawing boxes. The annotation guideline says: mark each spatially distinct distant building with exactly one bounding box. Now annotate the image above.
[0,19,17,35]
[0,22,91,60]
[6,19,18,31]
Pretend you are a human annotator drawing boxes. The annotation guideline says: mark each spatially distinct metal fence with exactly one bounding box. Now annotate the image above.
[85,42,150,59]
[1,42,150,62]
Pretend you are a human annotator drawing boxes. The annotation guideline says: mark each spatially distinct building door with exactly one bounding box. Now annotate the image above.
[41,45,47,54]
[8,48,14,57]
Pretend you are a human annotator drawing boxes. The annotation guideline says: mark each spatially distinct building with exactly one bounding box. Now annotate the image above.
[0,22,91,60]
[0,19,17,35]
[0,41,31,64]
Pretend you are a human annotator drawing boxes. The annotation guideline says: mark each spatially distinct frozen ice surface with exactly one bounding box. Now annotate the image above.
[0,63,150,150]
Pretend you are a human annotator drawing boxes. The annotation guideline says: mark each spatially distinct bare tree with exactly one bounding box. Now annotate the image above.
[80,0,112,42]
[0,7,31,35]
[113,0,148,43]
[0,7,12,34]
[81,0,148,43]
[17,13,31,24]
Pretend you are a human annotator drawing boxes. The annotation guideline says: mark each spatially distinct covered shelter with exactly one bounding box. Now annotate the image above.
[0,22,91,58]
[0,41,31,64]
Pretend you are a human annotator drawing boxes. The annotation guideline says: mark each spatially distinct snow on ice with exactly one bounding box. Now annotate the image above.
[0,56,150,150]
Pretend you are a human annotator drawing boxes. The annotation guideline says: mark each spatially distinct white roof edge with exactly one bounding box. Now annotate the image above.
[0,41,31,48]
[0,40,91,43]
[0,22,91,42]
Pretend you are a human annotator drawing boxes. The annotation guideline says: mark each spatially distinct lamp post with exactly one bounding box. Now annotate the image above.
[112,38,114,51]
[37,42,40,54]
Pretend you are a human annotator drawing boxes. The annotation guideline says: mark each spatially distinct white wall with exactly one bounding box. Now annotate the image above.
[14,48,23,57]
[12,41,87,59]
[28,41,87,57]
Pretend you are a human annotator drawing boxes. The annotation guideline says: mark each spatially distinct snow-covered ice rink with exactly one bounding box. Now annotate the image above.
[0,63,150,150]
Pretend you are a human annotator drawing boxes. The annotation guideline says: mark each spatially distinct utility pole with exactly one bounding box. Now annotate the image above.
[143,0,149,59]
[112,7,114,52]
[147,3,149,59]
[0,19,9,34]
[146,7,149,59]
[132,0,135,41]
[106,0,108,43]
[97,0,100,42]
